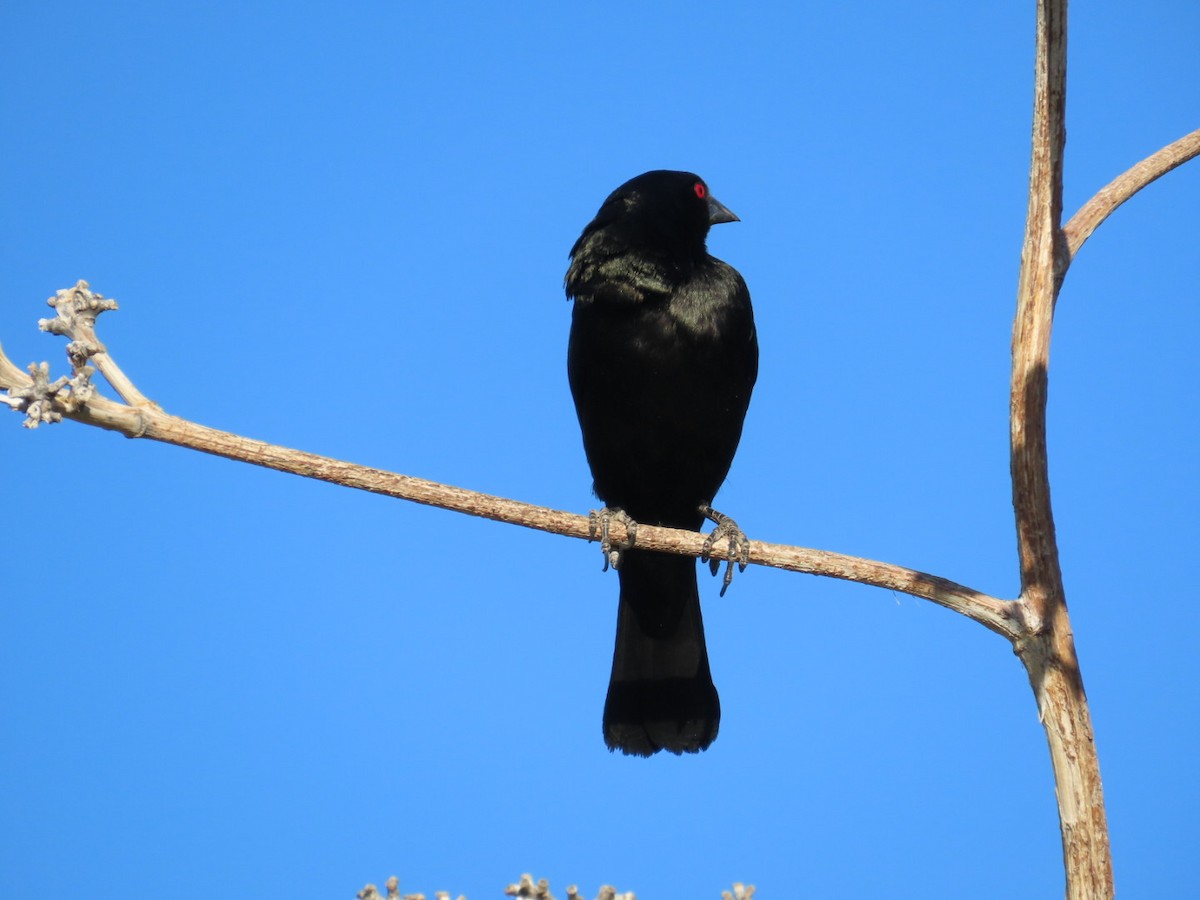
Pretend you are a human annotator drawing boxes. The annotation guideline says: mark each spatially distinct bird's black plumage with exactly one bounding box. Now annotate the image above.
[566,170,758,756]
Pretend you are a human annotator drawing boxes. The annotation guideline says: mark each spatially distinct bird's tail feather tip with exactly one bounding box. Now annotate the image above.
[603,678,720,756]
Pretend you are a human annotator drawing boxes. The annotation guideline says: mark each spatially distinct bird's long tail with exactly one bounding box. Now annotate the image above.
[603,549,720,756]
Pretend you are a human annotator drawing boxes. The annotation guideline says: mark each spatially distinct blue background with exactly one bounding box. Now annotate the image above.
[2,2,1197,897]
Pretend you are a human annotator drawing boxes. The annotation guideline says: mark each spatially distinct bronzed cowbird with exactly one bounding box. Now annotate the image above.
[566,170,758,755]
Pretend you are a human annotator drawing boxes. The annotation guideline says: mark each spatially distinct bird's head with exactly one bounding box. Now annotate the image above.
[578,170,738,260]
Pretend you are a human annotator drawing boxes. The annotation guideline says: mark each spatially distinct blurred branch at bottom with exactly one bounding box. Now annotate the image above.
[354,873,754,900]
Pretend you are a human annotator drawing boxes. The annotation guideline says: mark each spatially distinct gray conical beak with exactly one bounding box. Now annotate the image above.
[707,195,740,225]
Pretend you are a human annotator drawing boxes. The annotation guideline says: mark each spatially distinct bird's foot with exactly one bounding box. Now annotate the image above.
[588,507,639,572]
[699,504,751,597]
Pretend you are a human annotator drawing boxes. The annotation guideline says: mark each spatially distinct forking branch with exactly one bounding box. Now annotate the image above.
[2,0,1197,891]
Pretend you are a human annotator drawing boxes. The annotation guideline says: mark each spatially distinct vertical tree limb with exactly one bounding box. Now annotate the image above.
[1012,1,1113,896]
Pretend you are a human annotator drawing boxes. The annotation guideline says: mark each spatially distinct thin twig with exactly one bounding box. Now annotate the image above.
[0,342,28,389]
[1064,127,1200,263]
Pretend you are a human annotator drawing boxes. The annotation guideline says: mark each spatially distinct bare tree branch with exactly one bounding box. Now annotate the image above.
[1013,0,1067,606]
[0,341,28,389]
[1011,1,1113,897]
[1064,127,1200,263]
[0,282,1016,639]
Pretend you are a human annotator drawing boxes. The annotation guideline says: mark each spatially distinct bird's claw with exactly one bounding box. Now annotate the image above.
[588,507,639,572]
[699,504,751,597]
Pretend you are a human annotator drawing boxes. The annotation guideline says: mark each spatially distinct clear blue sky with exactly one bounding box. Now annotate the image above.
[2,2,1197,897]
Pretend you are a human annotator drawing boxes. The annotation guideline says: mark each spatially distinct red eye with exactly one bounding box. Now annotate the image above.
[693,182,707,199]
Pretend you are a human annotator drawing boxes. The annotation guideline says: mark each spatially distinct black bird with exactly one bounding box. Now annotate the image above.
[565,170,758,756]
